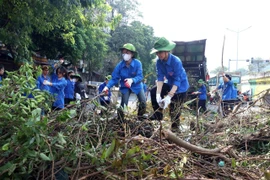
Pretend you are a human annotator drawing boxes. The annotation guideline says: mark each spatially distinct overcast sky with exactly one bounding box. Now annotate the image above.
[137,0,270,72]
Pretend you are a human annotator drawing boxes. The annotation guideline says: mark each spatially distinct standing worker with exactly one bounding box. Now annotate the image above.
[102,43,146,121]
[64,70,75,105]
[150,37,189,130]
[213,74,234,100]
[71,74,87,100]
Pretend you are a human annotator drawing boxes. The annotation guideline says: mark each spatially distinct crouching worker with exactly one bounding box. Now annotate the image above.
[192,79,207,112]
[98,75,112,115]
[102,43,146,121]
[150,37,189,130]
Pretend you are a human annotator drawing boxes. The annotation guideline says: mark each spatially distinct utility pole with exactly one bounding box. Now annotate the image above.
[226,26,252,71]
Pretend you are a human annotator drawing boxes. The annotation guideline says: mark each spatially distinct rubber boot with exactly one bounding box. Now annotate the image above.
[149,111,163,121]
[137,102,146,121]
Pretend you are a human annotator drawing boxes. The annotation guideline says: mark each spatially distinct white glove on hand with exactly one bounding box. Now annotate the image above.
[75,93,81,100]
[102,86,109,94]
[124,78,133,88]
[160,96,171,109]
[156,93,162,103]
[104,96,109,101]
[43,80,52,86]
[156,93,163,108]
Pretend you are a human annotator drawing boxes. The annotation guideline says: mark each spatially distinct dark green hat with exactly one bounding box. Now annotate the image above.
[105,75,112,80]
[119,43,138,58]
[150,37,176,54]
[198,79,204,84]
[70,74,82,82]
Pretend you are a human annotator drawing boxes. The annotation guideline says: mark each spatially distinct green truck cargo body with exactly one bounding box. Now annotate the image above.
[172,39,207,82]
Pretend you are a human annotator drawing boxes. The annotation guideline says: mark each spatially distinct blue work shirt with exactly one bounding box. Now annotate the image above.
[218,80,234,100]
[37,74,51,92]
[64,79,75,99]
[156,54,189,93]
[50,74,67,109]
[231,87,238,99]
[107,59,144,95]
[98,82,111,103]
[198,85,207,100]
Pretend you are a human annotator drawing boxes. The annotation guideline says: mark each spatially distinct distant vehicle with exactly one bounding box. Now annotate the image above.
[208,72,241,92]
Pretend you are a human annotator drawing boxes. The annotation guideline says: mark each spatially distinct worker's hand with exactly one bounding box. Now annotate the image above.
[156,93,162,103]
[104,96,109,101]
[102,86,109,94]
[160,96,171,109]
[75,93,81,100]
[43,80,52,86]
[124,78,133,88]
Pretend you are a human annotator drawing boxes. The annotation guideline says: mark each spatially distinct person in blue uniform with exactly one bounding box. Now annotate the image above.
[0,64,6,86]
[150,37,190,130]
[71,74,87,100]
[44,66,67,110]
[192,79,207,112]
[102,43,146,120]
[37,65,51,92]
[98,75,112,107]
[213,73,236,115]
[64,70,75,105]
[214,74,234,100]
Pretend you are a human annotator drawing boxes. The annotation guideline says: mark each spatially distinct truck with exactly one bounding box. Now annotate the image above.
[172,39,208,93]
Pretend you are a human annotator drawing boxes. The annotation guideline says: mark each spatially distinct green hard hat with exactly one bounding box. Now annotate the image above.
[105,75,112,80]
[119,43,138,58]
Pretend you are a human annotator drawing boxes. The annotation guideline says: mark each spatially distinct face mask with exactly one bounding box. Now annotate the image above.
[122,53,132,61]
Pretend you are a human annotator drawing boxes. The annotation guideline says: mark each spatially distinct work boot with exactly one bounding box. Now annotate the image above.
[137,121,154,138]
[137,102,147,121]
[149,111,163,121]
[171,119,180,132]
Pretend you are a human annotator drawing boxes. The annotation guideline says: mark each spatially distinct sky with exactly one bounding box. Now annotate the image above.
[137,0,270,72]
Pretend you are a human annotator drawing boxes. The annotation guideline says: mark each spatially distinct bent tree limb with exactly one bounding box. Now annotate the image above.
[161,130,233,162]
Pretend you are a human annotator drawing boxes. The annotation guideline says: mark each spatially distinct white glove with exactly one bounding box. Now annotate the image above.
[156,93,163,108]
[43,80,52,86]
[104,96,109,101]
[160,96,171,109]
[124,78,133,88]
[102,86,109,94]
[156,93,162,103]
[75,93,81,100]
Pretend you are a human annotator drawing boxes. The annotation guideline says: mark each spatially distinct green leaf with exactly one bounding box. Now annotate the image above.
[126,146,140,158]
[231,158,236,168]
[58,132,67,145]
[39,153,51,161]
[2,143,10,151]
[104,139,116,159]
[0,162,12,173]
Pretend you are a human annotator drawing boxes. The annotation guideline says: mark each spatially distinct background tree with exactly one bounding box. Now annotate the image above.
[0,0,116,65]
